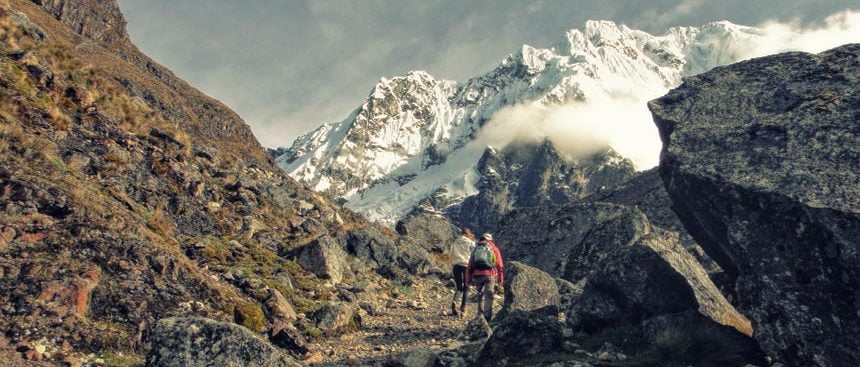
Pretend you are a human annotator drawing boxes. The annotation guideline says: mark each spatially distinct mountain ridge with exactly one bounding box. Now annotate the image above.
[276,18,766,224]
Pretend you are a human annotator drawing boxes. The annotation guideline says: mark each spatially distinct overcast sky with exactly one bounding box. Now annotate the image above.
[118,0,858,148]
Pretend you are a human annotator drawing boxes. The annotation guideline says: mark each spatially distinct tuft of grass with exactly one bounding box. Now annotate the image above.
[234,302,267,333]
[147,203,176,238]
[303,325,322,339]
[202,241,232,262]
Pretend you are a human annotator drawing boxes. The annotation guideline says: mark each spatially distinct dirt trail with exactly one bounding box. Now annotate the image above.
[309,278,500,366]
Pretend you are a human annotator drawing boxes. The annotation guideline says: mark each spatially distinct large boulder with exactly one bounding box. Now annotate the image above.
[385,349,439,367]
[297,235,348,283]
[345,225,400,270]
[474,310,570,367]
[501,261,561,317]
[145,317,302,367]
[310,302,361,335]
[497,203,752,336]
[264,288,297,321]
[650,44,860,366]
[395,210,459,254]
[344,224,441,280]
[586,168,720,273]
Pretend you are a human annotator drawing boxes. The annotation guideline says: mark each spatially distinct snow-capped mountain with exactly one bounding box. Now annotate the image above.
[276,19,765,223]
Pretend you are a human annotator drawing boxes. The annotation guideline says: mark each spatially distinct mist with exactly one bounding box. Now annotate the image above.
[475,10,860,171]
[476,97,660,169]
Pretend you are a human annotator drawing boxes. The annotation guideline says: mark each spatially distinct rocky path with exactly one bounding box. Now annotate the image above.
[309,278,499,366]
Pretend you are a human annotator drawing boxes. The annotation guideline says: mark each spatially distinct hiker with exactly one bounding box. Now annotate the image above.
[449,227,475,317]
[465,233,504,321]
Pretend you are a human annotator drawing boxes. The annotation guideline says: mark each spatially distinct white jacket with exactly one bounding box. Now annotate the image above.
[449,235,475,266]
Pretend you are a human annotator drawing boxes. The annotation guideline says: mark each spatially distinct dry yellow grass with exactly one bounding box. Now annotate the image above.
[148,202,176,238]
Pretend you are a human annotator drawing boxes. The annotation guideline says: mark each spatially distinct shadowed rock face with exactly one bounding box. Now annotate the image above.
[586,168,720,274]
[651,44,860,366]
[395,210,459,254]
[497,203,752,336]
[31,0,129,46]
[452,140,634,234]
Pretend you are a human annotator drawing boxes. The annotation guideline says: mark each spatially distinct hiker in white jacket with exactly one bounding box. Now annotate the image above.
[449,227,475,317]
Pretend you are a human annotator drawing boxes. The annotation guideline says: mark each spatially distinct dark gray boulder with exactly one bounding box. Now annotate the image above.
[385,349,439,367]
[310,302,361,335]
[145,317,302,367]
[501,261,561,317]
[586,168,720,273]
[297,235,348,283]
[497,203,752,336]
[474,310,569,367]
[650,44,860,366]
[395,209,459,254]
[344,224,442,280]
[269,322,309,357]
[461,315,493,342]
[345,225,399,270]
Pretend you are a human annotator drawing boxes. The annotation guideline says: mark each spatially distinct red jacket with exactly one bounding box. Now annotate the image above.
[466,240,504,285]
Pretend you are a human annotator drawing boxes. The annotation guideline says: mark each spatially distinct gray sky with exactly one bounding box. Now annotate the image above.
[118,0,858,148]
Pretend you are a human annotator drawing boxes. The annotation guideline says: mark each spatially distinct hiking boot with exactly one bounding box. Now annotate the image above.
[451,302,459,317]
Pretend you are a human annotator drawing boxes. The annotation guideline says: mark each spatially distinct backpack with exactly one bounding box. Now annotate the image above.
[471,242,496,270]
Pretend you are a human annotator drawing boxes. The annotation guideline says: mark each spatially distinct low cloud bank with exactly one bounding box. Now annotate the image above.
[476,96,660,169]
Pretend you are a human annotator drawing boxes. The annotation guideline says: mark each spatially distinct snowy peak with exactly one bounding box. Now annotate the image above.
[276,18,768,224]
[277,69,462,195]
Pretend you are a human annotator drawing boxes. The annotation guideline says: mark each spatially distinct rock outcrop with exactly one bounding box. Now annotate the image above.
[474,310,569,367]
[450,141,634,234]
[497,203,752,335]
[586,168,719,274]
[145,317,302,367]
[395,210,459,254]
[483,203,767,366]
[298,236,349,283]
[31,0,129,46]
[501,261,561,317]
[345,224,442,280]
[651,43,860,366]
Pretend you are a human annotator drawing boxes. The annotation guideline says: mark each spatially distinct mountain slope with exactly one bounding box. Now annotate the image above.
[0,1,415,364]
[276,19,766,223]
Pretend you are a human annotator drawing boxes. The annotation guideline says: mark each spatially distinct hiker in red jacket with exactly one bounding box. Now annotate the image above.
[465,233,504,321]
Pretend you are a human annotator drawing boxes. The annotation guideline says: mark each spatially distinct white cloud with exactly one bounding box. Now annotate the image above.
[740,10,860,59]
[474,10,860,172]
[476,96,661,170]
